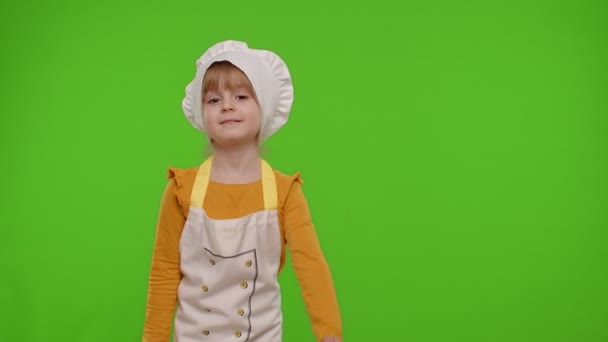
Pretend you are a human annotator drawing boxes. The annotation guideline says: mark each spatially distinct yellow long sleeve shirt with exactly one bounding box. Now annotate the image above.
[142,166,342,342]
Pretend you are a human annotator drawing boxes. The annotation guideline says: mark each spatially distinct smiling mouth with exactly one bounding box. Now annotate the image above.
[220,120,243,125]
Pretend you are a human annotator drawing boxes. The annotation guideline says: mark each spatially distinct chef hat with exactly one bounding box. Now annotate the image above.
[181,40,294,143]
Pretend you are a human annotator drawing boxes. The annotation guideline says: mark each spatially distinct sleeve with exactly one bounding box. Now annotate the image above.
[142,174,185,342]
[282,177,343,341]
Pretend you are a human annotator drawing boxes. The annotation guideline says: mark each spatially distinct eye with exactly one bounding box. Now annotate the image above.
[206,98,219,104]
[236,95,249,100]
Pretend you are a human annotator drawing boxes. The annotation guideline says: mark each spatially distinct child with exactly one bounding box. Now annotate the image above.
[142,40,343,342]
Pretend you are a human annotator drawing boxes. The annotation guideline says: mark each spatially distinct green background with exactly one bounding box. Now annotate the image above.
[1,0,607,341]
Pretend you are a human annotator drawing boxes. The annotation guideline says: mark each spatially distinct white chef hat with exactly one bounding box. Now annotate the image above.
[181,40,294,143]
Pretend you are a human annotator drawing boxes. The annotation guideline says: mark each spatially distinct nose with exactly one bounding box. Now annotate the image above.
[221,98,235,112]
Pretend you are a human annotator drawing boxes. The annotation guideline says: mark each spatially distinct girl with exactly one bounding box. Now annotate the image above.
[142,40,343,342]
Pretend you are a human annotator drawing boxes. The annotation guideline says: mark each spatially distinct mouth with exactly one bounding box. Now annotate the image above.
[220,119,243,125]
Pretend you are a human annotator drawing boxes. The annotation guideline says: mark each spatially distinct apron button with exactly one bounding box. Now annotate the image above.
[234,330,242,337]
[209,259,216,265]
[202,330,209,335]
[245,260,252,267]
[240,281,248,289]
[237,308,244,316]
[201,284,209,292]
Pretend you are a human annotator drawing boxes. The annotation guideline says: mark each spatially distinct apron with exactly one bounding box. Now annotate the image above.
[174,157,283,342]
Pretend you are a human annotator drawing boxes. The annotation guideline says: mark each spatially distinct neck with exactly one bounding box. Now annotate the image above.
[209,142,261,183]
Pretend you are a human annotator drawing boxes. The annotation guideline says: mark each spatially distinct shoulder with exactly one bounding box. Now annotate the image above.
[165,165,199,208]
[271,167,313,226]
[272,167,307,207]
[164,163,306,208]
[167,165,199,183]
[273,167,303,187]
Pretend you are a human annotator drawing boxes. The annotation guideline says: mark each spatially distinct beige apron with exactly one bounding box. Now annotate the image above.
[174,157,283,341]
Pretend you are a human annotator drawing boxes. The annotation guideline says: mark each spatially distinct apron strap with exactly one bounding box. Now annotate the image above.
[261,159,278,210]
[190,156,278,210]
[190,157,212,208]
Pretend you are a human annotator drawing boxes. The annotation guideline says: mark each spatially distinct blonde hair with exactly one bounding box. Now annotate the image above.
[200,61,268,157]
[202,61,259,103]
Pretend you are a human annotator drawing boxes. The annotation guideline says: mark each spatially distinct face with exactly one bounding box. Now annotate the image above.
[202,86,261,147]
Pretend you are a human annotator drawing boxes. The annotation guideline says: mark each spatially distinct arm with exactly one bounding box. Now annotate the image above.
[142,179,184,342]
[283,181,343,341]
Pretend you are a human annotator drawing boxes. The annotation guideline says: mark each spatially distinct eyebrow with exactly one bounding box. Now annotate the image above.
[205,87,251,95]
[232,86,251,93]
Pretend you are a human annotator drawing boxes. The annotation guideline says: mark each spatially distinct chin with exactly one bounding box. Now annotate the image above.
[213,135,258,147]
